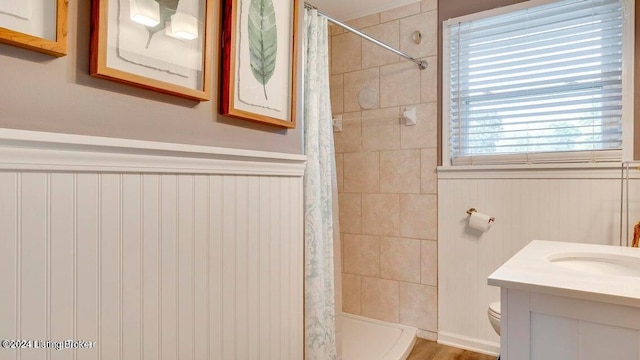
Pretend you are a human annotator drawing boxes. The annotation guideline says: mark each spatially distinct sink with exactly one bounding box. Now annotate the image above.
[492,241,640,360]
[548,252,640,277]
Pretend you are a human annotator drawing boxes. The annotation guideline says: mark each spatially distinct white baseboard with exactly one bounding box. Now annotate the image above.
[437,331,500,357]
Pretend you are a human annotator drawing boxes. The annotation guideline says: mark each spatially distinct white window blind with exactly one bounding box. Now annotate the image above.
[445,0,625,165]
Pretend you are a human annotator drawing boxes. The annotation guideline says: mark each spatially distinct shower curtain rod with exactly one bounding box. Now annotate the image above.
[304,3,428,70]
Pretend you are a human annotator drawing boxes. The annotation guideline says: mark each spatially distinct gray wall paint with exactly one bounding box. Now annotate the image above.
[0,1,303,154]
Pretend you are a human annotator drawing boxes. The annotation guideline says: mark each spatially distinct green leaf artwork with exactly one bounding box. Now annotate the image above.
[144,0,179,49]
[248,0,278,100]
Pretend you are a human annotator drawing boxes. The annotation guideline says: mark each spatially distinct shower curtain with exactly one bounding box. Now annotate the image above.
[303,8,338,360]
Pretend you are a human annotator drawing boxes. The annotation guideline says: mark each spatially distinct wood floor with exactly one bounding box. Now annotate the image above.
[406,338,497,360]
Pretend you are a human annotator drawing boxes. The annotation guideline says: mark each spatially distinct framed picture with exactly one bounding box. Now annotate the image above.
[0,0,68,57]
[220,0,299,128]
[90,0,212,101]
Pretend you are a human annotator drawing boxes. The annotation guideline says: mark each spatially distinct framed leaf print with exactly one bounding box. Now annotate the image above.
[0,0,68,57]
[90,0,212,101]
[220,0,299,128]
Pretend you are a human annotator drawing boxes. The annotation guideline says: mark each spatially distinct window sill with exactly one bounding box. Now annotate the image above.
[437,162,630,180]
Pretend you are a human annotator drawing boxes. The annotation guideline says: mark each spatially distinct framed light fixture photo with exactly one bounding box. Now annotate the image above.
[0,0,68,57]
[90,0,213,101]
[220,0,299,128]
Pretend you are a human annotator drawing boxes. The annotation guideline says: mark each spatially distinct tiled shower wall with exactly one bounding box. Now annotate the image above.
[329,0,439,338]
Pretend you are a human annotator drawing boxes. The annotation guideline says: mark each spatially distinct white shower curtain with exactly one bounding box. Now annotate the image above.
[303,8,338,360]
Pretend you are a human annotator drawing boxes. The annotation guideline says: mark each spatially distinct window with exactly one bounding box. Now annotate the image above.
[443,0,632,166]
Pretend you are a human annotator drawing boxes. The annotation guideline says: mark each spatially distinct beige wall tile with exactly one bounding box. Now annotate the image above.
[400,194,437,240]
[343,234,380,277]
[338,193,362,234]
[362,119,401,151]
[330,24,344,36]
[334,113,362,153]
[400,11,438,59]
[336,153,344,193]
[421,240,437,286]
[344,152,380,193]
[328,35,332,74]
[362,21,400,69]
[399,283,437,331]
[420,56,438,103]
[362,194,400,236]
[380,61,421,108]
[332,32,362,75]
[420,149,437,194]
[330,74,344,114]
[361,277,400,323]
[336,232,343,312]
[381,237,421,283]
[342,274,362,315]
[344,68,380,112]
[361,107,401,151]
[347,13,380,29]
[380,3,421,23]
[421,0,437,12]
[330,1,441,336]
[340,233,344,266]
[380,149,421,193]
[401,102,437,149]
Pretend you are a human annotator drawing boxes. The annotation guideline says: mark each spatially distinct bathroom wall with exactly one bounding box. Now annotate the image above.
[437,168,640,355]
[0,1,303,154]
[329,0,439,339]
[435,0,640,354]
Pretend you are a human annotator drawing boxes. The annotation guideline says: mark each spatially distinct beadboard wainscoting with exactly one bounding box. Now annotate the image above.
[0,130,306,360]
[437,165,640,356]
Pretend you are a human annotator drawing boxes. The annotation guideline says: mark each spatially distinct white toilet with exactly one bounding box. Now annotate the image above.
[487,301,501,335]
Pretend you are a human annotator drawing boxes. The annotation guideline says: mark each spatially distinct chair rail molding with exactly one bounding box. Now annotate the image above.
[0,128,306,175]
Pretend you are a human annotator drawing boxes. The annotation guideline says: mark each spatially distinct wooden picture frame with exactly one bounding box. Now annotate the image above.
[0,0,68,57]
[90,0,213,101]
[220,0,299,128]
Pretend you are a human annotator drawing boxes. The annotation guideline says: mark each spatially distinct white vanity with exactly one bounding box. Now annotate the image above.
[489,240,640,360]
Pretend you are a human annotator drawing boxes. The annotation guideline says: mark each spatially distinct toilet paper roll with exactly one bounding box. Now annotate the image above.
[469,211,492,232]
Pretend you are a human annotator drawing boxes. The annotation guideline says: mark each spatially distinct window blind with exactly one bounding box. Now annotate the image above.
[446,0,625,165]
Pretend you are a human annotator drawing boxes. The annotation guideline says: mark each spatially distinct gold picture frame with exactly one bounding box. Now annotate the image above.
[0,0,68,57]
[220,0,299,128]
[90,0,213,101]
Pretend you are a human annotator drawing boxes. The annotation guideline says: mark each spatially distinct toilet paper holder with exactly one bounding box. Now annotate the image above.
[466,208,495,223]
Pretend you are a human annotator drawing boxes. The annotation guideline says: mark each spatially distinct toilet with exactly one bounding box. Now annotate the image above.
[487,301,501,335]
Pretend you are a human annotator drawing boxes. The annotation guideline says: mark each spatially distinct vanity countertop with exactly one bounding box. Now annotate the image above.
[488,240,640,307]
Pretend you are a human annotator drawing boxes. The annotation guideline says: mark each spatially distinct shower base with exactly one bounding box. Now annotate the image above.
[340,313,417,360]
